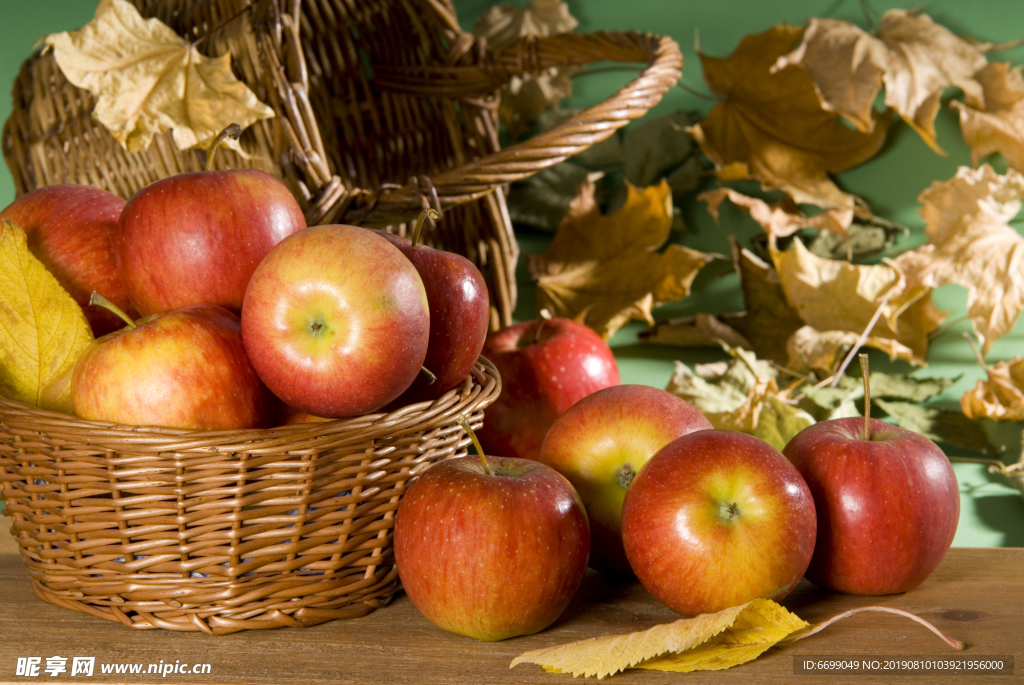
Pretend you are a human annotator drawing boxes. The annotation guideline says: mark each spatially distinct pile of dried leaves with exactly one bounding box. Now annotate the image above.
[489,1,1024,496]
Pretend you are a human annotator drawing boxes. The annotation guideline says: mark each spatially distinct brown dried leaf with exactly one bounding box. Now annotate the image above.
[690,25,891,212]
[510,599,808,679]
[952,62,1024,170]
[474,0,578,137]
[528,180,714,340]
[962,356,1024,421]
[638,312,753,350]
[44,0,274,153]
[775,10,990,153]
[772,239,946,366]
[701,187,852,250]
[891,165,1024,354]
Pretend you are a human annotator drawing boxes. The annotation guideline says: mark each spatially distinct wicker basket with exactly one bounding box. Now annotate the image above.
[2,0,683,329]
[0,358,499,634]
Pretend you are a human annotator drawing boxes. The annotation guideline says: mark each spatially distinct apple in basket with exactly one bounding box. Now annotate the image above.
[538,384,713,575]
[115,125,307,316]
[240,223,430,418]
[0,184,132,336]
[379,209,491,406]
[71,295,275,430]
[394,419,590,641]
[477,314,620,461]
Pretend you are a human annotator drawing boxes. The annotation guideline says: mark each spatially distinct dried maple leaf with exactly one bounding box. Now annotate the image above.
[44,0,273,153]
[772,239,946,366]
[665,346,813,450]
[952,62,1024,171]
[528,180,714,340]
[775,10,989,153]
[701,187,852,250]
[510,599,808,678]
[474,0,578,138]
[891,165,1024,354]
[689,25,891,212]
[962,356,1024,421]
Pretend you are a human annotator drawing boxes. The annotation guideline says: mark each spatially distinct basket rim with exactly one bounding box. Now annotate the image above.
[0,356,500,452]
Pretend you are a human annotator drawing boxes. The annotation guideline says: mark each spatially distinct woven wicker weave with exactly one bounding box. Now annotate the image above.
[2,0,683,329]
[0,358,499,634]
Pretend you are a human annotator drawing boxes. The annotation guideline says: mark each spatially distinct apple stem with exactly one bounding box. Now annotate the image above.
[420,366,437,385]
[786,606,966,651]
[89,292,136,330]
[532,308,553,345]
[859,353,871,439]
[205,124,243,172]
[410,208,440,249]
[457,414,492,476]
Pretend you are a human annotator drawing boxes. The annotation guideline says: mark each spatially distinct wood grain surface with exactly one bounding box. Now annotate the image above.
[0,522,1020,684]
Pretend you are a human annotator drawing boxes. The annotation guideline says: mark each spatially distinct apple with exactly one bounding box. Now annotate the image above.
[115,126,306,316]
[71,299,275,430]
[394,441,590,641]
[0,184,132,336]
[378,209,490,405]
[240,223,430,418]
[782,416,959,595]
[538,384,713,575]
[477,316,620,461]
[621,429,816,617]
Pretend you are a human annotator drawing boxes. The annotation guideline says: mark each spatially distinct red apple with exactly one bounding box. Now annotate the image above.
[240,224,430,418]
[621,429,816,617]
[538,384,713,575]
[71,302,274,430]
[377,212,490,405]
[782,416,959,595]
[394,453,590,641]
[0,184,132,336]
[477,316,620,461]
[115,130,306,316]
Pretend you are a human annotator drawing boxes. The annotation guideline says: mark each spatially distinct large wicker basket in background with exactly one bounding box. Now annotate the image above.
[2,0,683,329]
[0,359,499,634]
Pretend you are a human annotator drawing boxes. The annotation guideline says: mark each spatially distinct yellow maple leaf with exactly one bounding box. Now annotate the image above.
[510,599,808,679]
[772,239,945,366]
[0,221,94,413]
[701,187,852,247]
[775,10,990,154]
[44,0,274,153]
[689,25,891,212]
[528,180,714,340]
[891,165,1024,354]
[952,62,1024,171]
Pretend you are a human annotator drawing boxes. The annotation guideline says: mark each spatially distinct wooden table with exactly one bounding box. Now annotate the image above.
[0,528,1020,684]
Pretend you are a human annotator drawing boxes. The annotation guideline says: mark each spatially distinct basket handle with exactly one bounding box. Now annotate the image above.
[360,31,683,223]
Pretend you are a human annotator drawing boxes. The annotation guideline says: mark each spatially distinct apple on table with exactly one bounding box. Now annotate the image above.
[478,314,620,461]
[394,422,590,641]
[622,429,817,617]
[539,384,713,575]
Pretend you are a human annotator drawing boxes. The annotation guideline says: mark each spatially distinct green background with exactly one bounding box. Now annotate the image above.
[1,0,1022,546]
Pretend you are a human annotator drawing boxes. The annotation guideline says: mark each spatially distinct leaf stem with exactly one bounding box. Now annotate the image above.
[785,606,965,651]
[830,296,889,387]
[457,414,492,476]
